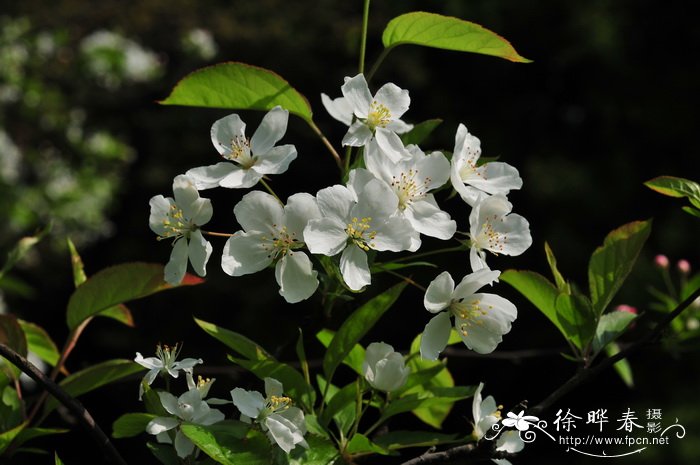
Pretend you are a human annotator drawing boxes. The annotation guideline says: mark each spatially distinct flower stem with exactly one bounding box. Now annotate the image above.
[259,178,283,204]
[366,47,392,83]
[391,244,468,263]
[358,0,371,74]
[200,230,235,238]
[307,119,343,171]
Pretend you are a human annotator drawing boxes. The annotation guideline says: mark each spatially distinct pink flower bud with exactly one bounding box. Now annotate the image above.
[654,254,669,269]
[615,304,638,315]
[677,259,691,274]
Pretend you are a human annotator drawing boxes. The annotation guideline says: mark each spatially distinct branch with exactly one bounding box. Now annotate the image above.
[399,442,516,465]
[530,285,700,415]
[0,343,128,465]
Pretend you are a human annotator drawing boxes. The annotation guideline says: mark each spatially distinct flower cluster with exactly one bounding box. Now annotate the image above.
[149,73,532,356]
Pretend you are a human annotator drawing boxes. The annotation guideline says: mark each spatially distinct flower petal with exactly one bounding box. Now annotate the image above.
[219,165,264,189]
[340,244,370,291]
[374,82,410,120]
[134,354,162,370]
[315,184,354,220]
[353,177,399,219]
[149,195,174,236]
[158,392,181,416]
[252,144,297,175]
[185,162,237,190]
[221,232,273,276]
[266,414,303,453]
[146,416,179,435]
[370,216,415,252]
[420,312,452,361]
[211,113,246,156]
[496,430,525,453]
[174,430,196,458]
[321,93,353,126]
[264,377,284,398]
[341,74,372,118]
[230,388,265,419]
[342,120,372,147]
[452,269,501,301]
[250,106,288,155]
[404,197,456,240]
[283,193,321,237]
[424,271,455,313]
[234,190,285,233]
[164,238,189,285]
[275,252,319,303]
[188,230,212,277]
[375,127,410,163]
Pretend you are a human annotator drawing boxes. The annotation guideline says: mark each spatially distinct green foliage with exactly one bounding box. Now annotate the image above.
[180,423,271,465]
[645,176,700,217]
[0,314,27,357]
[160,62,313,123]
[400,119,443,147]
[0,422,26,455]
[382,12,532,63]
[0,225,50,281]
[17,320,60,367]
[111,413,157,439]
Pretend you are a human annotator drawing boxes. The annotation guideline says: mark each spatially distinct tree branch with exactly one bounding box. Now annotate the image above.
[0,343,127,465]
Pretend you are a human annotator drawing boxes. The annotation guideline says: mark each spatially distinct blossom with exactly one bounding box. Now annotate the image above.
[362,342,411,392]
[420,270,517,359]
[450,124,522,206]
[134,344,203,400]
[149,174,213,285]
[472,383,525,465]
[221,191,321,303]
[303,176,415,290]
[231,377,308,453]
[364,140,455,250]
[146,388,225,458]
[186,106,297,189]
[468,194,532,272]
[321,74,412,162]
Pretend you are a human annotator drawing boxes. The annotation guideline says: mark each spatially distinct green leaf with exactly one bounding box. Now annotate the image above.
[9,427,68,452]
[0,314,27,357]
[544,242,570,293]
[274,433,341,465]
[323,282,406,382]
[66,262,203,330]
[18,320,60,366]
[682,205,700,218]
[382,12,531,63]
[180,423,270,465]
[318,380,358,434]
[55,452,65,465]
[370,261,437,274]
[501,270,564,335]
[380,386,475,423]
[644,176,700,200]
[229,356,316,411]
[159,62,313,123]
[346,433,392,456]
[554,292,596,350]
[400,119,443,146]
[44,359,144,415]
[0,422,25,455]
[588,221,652,316]
[0,386,23,432]
[315,329,365,376]
[0,225,50,281]
[195,317,271,361]
[373,430,459,450]
[606,342,634,388]
[147,441,180,465]
[111,413,157,438]
[592,311,636,354]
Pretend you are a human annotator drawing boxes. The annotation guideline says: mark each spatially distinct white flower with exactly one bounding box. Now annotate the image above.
[450,124,522,206]
[362,342,410,392]
[186,106,297,189]
[146,389,225,458]
[149,174,213,285]
[303,176,415,290]
[321,74,412,162]
[502,410,539,432]
[472,383,525,465]
[420,270,517,359]
[134,343,203,400]
[365,140,455,250]
[230,378,308,453]
[221,191,321,303]
[468,194,532,272]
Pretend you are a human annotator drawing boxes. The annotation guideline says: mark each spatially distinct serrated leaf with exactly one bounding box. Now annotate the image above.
[111,413,157,438]
[323,282,406,382]
[18,320,59,366]
[44,359,144,415]
[588,220,652,316]
[159,62,313,123]
[180,423,270,465]
[592,311,636,354]
[400,119,443,146]
[382,12,531,63]
[195,317,271,361]
[66,262,203,330]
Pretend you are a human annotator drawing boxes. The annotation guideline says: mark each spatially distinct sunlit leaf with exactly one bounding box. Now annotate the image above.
[644,176,700,200]
[316,329,365,376]
[18,320,59,366]
[382,12,531,63]
[195,317,271,361]
[159,62,313,123]
[592,311,636,354]
[544,242,569,293]
[180,423,270,465]
[112,413,157,439]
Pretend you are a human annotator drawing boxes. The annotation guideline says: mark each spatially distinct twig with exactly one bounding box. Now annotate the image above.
[399,442,516,465]
[0,343,128,465]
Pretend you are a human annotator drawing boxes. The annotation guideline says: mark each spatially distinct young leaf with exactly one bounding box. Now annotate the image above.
[606,342,634,388]
[112,413,157,438]
[592,311,636,354]
[180,423,270,465]
[66,262,203,330]
[44,359,145,415]
[0,224,50,281]
[501,270,563,335]
[18,320,60,366]
[382,12,531,63]
[54,452,64,465]
[0,421,26,455]
[400,119,443,146]
[323,282,407,382]
[554,292,596,350]
[588,220,652,316]
[544,242,569,293]
[159,62,313,123]
[644,176,700,200]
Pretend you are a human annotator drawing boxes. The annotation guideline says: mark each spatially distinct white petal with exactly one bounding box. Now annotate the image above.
[158,392,181,416]
[164,238,189,285]
[219,165,264,189]
[221,232,273,276]
[264,377,284,398]
[250,106,288,155]
[146,416,179,435]
[211,113,246,156]
[149,195,174,236]
[404,198,456,240]
[174,430,195,458]
[375,127,410,163]
[315,184,354,220]
[452,269,501,301]
[464,162,523,195]
[134,354,162,370]
[230,388,265,419]
[172,175,201,216]
[453,124,482,166]
[185,163,237,190]
[469,245,489,273]
[278,407,307,435]
[341,74,372,118]
[266,414,302,453]
[193,406,225,426]
[303,218,348,256]
[353,177,399,219]
[283,193,321,237]
[416,151,450,190]
[498,213,532,256]
[321,93,353,126]
[374,82,410,120]
[275,253,319,303]
[188,230,212,277]
[472,382,486,426]
[386,119,413,134]
[252,144,297,175]
[424,271,455,313]
[420,312,452,361]
[455,294,516,354]
[340,244,370,291]
[234,190,284,233]
[364,342,395,369]
[370,216,415,252]
[496,430,525,453]
[346,168,377,200]
[342,121,372,147]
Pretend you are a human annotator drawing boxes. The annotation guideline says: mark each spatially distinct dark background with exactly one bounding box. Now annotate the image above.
[1,0,698,463]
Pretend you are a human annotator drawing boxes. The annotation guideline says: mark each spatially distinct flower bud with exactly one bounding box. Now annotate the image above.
[362,342,410,392]
[654,254,669,269]
[677,259,691,274]
[614,304,637,315]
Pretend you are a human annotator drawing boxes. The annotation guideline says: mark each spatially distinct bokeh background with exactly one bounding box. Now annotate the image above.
[1,0,698,463]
